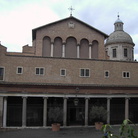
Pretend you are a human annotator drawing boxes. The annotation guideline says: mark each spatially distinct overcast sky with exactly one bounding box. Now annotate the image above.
[0,0,138,60]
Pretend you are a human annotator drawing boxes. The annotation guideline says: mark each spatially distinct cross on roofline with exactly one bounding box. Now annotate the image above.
[68,6,75,16]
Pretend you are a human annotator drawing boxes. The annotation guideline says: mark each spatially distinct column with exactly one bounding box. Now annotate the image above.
[107,98,111,124]
[22,97,27,127]
[77,44,80,58]
[63,97,67,126]
[85,98,89,126]
[125,98,129,119]
[62,42,65,57]
[0,97,3,127]
[3,97,7,127]
[89,43,92,59]
[51,42,54,57]
[43,97,48,127]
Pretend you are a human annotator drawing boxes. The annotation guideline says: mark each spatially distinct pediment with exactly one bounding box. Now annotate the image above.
[32,16,108,40]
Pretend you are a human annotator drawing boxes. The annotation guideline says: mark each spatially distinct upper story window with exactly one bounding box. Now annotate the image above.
[80,69,90,77]
[113,48,117,58]
[104,70,109,78]
[124,48,128,57]
[0,67,4,81]
[35,67,45,75]
[122,71,130,78]
[60,69,66,76]
[17,67,23,74]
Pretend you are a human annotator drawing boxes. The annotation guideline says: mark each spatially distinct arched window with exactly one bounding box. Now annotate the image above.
[91,40,98,59]
[42,36,51,57]
[80,39,89,59]
[65,37,77,58]
[53,37,62,57]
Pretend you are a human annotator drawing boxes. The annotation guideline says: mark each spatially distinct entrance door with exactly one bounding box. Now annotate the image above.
[67,98,85,126]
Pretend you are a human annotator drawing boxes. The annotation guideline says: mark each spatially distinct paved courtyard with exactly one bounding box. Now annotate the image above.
[0,126,138,138]
[0,127,104,138]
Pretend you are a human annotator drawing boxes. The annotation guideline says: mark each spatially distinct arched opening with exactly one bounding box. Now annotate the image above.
[42,36,51,57]
[65,37,77,58]
[80,39,89,59]
[53,37,62,57]
[91,40,98,59]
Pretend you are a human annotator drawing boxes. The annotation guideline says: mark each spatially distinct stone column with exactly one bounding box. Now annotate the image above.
[22,97,27,127]
[107,98,111,124]
[3,97,7,127]
[89,43,92,59]
[85,98,89,126]
[51,42,54,57]
[0,97,3,127]
[77,44,80,58]
[43,97,48,127]
[125,98,129,119]
[63,97,67,126]
[62,42,65,57]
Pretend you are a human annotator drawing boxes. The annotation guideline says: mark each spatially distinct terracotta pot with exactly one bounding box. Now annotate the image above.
[95,122,103,130]
[52,123,60,131]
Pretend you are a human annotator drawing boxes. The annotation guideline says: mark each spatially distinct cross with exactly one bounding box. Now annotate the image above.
[68,6,75,16]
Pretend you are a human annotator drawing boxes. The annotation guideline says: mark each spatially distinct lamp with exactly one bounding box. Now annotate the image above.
[74,87,79,106]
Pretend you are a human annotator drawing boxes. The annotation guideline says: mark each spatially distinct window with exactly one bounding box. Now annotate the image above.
[17,67,23,74]
[0,67,4,80]
[35,67,44,75]
[124,48,128,57]
[80,69,90,77]
[60,69,66,76]
[113,49,117,58]
[122,71,130,78]
[104,71,109,78]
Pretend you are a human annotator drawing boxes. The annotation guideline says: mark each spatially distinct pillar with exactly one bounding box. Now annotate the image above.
[62,42,65,57]
[89,43,92,59]
[51,42,54,57]
[125,98,129,119]
[107,98,111,124]
[43,97,48,127]
[0,97,3,127]
[63,97,67,126]
[22,97,27,127]
[77,44,80,58]
[3,97,7,127]
[85,98,89,126]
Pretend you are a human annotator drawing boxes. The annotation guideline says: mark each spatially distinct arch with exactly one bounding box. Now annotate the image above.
[65,37,77,58]
[91,40,99,59]
[80,39,89,59]
[53,37,62,57]
[42,36,51,57]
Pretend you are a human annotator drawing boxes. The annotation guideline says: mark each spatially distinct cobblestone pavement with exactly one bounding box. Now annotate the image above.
[0,127,104,138]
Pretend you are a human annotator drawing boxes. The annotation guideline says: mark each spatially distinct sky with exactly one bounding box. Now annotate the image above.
[0,0,138,60]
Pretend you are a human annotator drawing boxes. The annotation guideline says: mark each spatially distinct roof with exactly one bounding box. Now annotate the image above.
[0,81,138,89]
[32,16,108,40]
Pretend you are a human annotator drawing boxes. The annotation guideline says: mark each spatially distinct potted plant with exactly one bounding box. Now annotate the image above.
[89,105,107,130]
[48,106,63,131]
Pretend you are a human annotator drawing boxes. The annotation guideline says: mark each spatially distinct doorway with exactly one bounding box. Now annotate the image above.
[67,98,85,126]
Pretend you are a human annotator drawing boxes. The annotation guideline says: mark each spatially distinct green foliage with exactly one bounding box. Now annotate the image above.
[89,106,107,122]
[48,107,63,123]
[101,119,138,138]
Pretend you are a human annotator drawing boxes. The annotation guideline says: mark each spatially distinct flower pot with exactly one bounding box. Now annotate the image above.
[95,122,103,130]
[52,123,60,131]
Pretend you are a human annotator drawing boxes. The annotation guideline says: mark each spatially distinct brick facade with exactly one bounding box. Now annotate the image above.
[0,16,138,127]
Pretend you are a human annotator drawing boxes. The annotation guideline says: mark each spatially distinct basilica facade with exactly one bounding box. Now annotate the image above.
[0,15,138,128]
